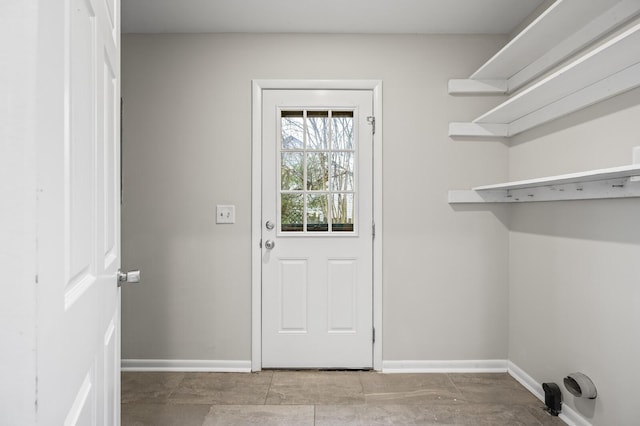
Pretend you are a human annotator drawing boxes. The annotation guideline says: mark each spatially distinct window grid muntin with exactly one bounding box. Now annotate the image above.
[279,108,357,235]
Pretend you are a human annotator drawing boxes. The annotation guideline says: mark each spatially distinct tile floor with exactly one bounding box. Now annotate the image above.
[121,370,566,425]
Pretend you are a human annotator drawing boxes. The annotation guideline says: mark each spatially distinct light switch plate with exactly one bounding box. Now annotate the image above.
[216,205,235,224]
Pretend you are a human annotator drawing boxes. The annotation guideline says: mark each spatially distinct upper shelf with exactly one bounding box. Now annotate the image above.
[448,164,640,203]
[448,0,640,95]
[449,19,640,138]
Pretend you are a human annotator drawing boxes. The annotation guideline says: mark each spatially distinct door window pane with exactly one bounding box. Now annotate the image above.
[282,111,304,149]
[306,152,328,191]
[281,193,304,232]
[307,194,328,232]
[306,111,329,150]
[332,111,354,150]
[331,152,354,191]
[332,193,354,232]
[281,152,304,190]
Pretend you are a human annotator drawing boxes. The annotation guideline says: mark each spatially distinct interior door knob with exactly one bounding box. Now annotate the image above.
[118,269,141,287]
[264,240,275,250]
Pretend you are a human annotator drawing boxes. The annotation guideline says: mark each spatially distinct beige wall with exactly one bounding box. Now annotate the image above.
[508,88,640,425]
[121,33,510,362]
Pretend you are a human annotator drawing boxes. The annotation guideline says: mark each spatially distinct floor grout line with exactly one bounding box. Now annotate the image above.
[167,372,187,401]
[357,371,366,399]
[445,373,464,401]
[263,370,274,405]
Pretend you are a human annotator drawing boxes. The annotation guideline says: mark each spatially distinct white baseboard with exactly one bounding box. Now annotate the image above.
[507,361,591,426]
[121,359,252,373]
[382,359,508,373]
[506,361,544,400]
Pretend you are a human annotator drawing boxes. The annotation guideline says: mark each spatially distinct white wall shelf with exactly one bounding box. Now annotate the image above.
[449,19,640,138]
[448,164,640,204]
[448,0,640,95]
[447,3,640,203]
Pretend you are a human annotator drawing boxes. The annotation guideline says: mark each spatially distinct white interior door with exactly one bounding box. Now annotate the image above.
[37,0,121,423]
[262,89,374,369]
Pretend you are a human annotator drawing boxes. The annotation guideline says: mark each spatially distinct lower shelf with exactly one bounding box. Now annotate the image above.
[449,164,640,203]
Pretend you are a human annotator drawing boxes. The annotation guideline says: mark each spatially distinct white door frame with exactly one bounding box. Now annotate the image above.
[251,80,383,371]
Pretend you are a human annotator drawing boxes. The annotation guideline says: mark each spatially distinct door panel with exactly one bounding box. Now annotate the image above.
[103,53,118,270]
[262,90,373,369]
[65,373,94,426]
[327,259,357,332]
[278,259,309,332]
[66,0,97,309]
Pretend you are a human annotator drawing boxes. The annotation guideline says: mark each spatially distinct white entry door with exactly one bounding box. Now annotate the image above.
[262,90,374,369]
[37,0,122,423]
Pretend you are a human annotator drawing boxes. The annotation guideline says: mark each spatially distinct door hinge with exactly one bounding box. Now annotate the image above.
[372,223,376,239]
[367,116,376,134]
[372,327,376,343]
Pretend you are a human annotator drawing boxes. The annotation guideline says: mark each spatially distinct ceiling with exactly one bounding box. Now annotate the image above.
[122,0,546,34]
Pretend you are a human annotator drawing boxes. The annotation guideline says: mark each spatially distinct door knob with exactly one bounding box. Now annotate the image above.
[264,240,275,250]
[118,269,141,287]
